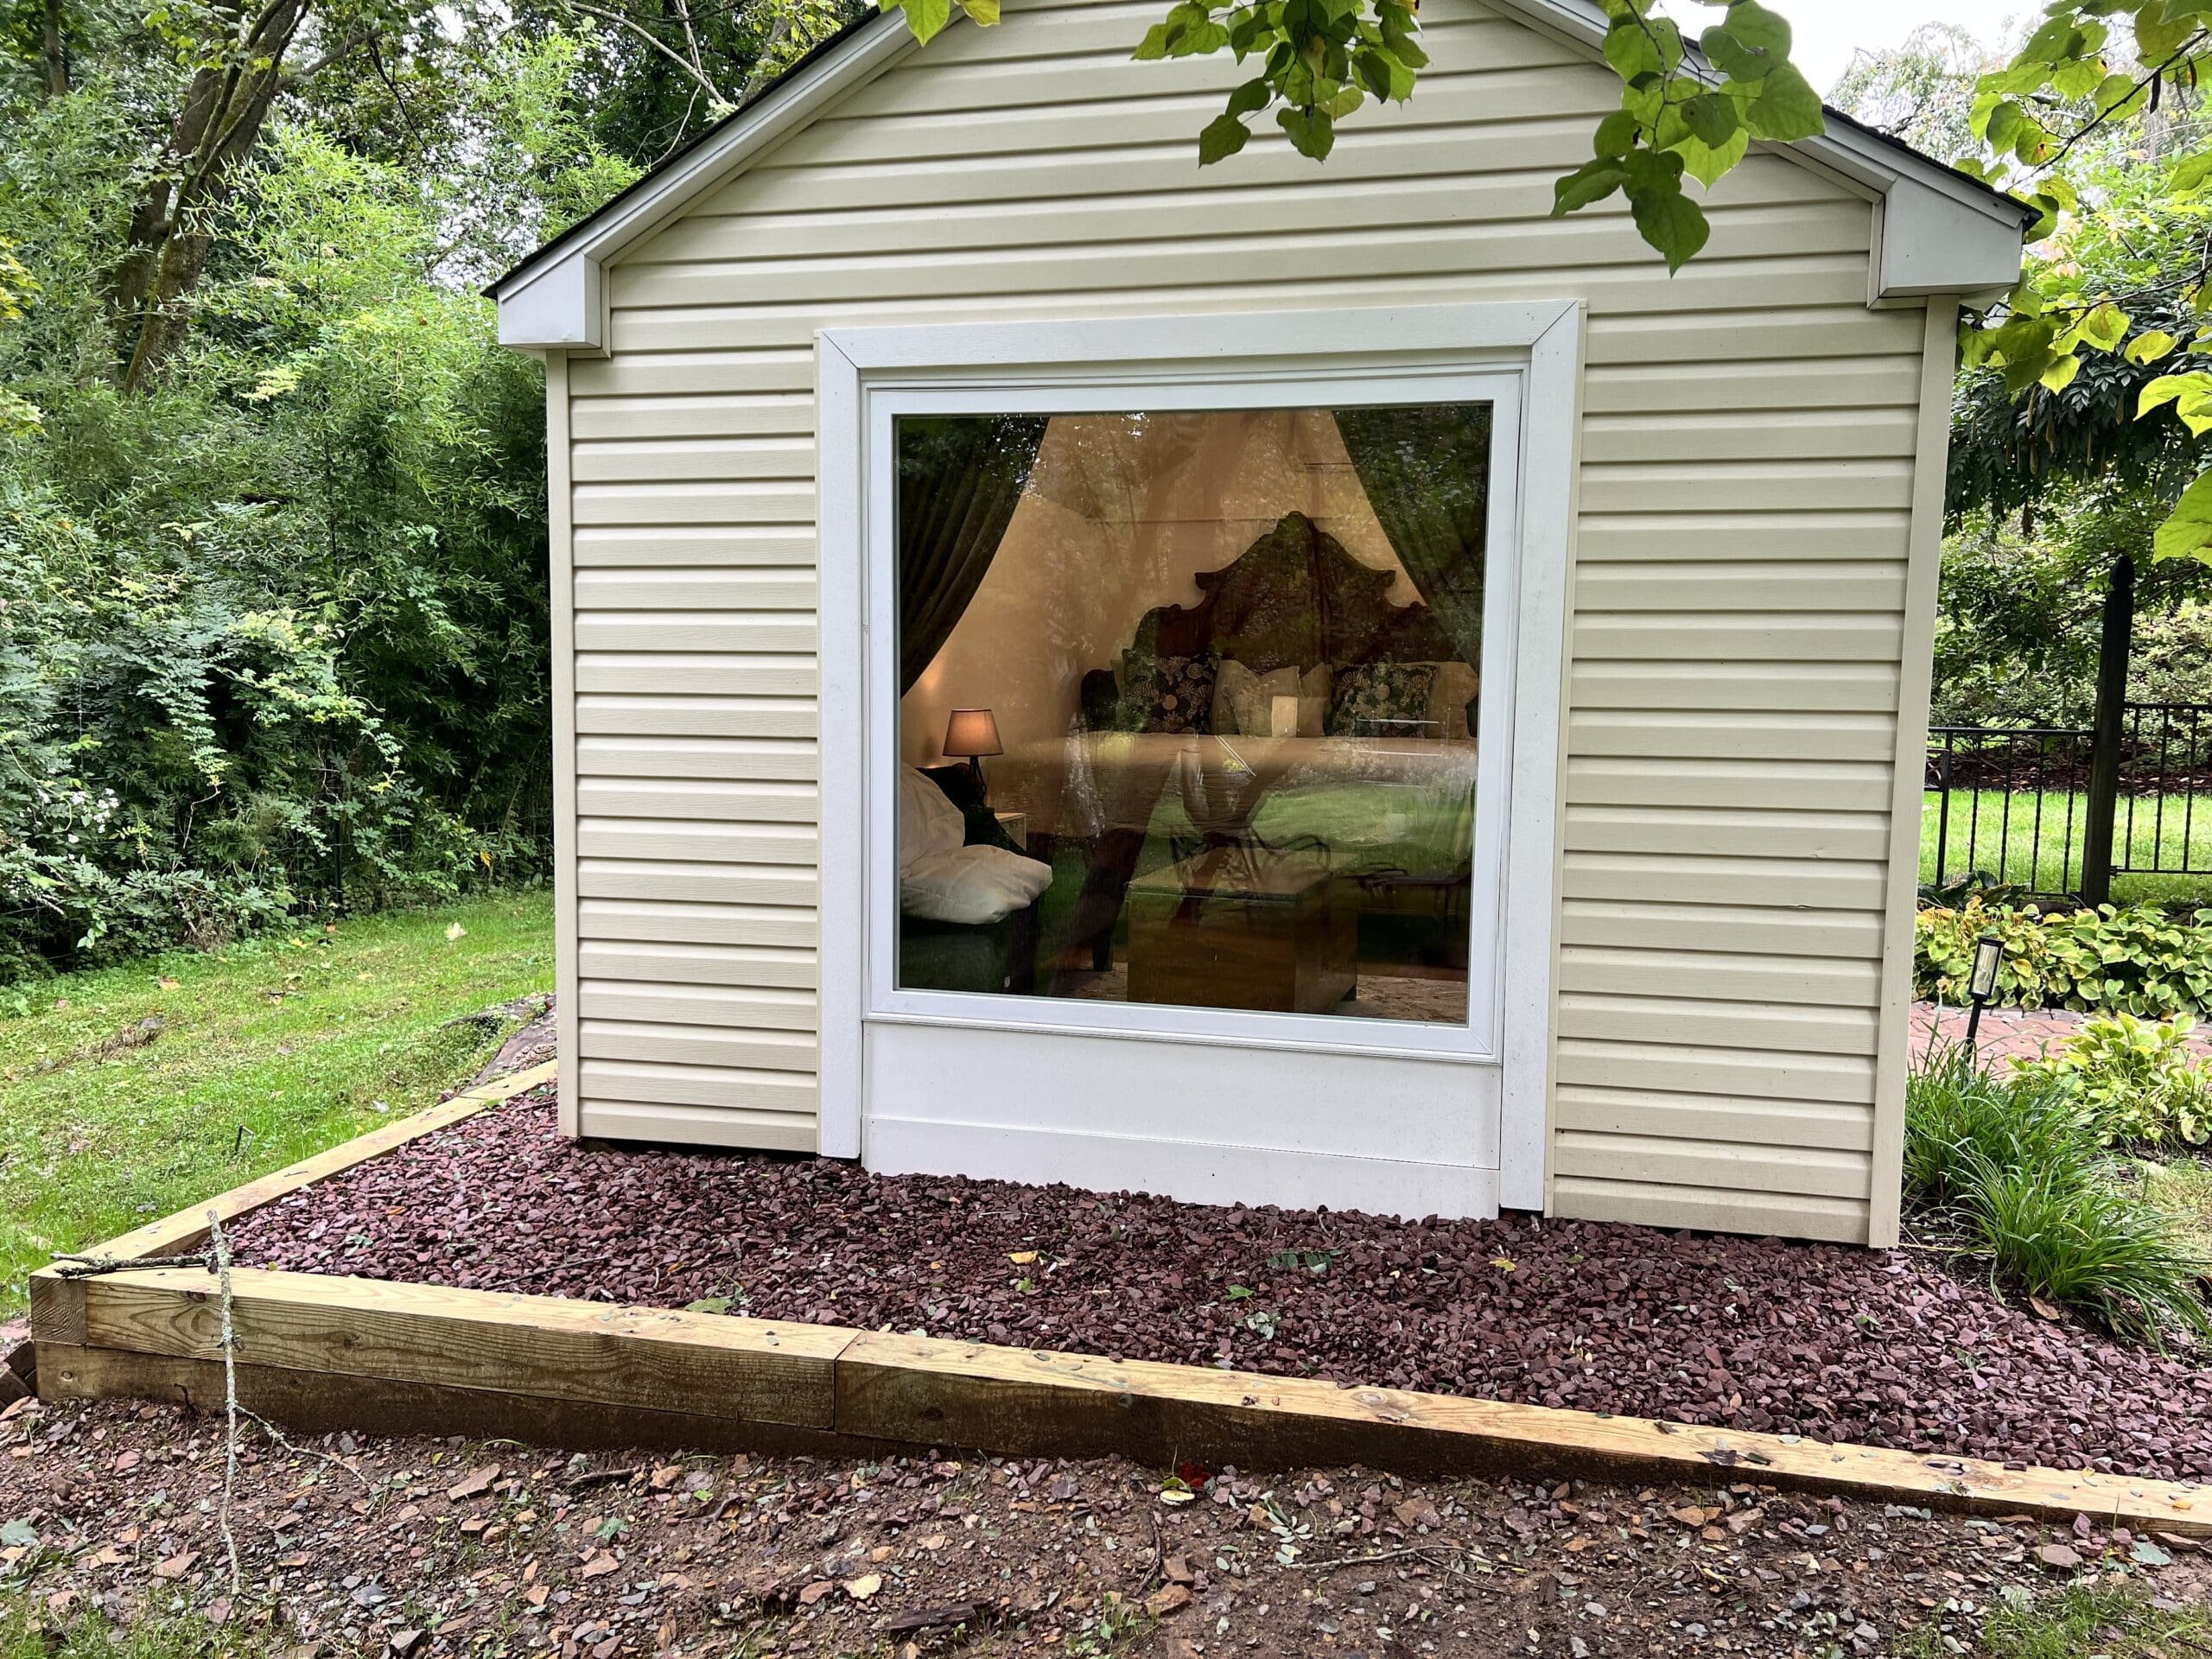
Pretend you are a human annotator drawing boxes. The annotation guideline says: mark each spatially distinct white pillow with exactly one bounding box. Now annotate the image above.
[901,845,1053,925]
[897,766,967,868]
[1212,660,1300,734]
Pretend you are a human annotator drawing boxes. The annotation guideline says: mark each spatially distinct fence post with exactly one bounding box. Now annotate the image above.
[2082,554,2135,908]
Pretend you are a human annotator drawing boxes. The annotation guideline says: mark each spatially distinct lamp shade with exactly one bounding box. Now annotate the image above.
[944,708,1002,759]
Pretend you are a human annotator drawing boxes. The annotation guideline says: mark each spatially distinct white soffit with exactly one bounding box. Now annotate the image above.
[493,0,2030,352]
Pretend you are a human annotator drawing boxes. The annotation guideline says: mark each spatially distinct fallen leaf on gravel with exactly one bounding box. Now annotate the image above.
[798,1580,836,1606]
[154,1551,196,1579]
[446,1465,499,1502]
[843,1573,882,1601]
[579,1553,620,1579]
[649,1465,683,1491]
[1008,1251,1037,1265]
[2037,1543,2082,1570]
[2029,1296,2063,1322]
[1145,1585,1192,1618]
[1160,1487,1195,1506]
[1489,1255,1516,1272]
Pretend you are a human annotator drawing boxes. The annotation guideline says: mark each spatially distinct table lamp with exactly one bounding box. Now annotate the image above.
[944,708,1003,800]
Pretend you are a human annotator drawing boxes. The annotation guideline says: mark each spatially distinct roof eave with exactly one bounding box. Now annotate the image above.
[492,8,920,353]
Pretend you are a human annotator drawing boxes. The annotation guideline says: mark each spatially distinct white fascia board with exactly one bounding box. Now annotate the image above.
[493,10,921,353]
[1489,0,2027,299]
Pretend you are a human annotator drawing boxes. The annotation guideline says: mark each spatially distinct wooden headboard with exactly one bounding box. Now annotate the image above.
[1125,512,1460,672]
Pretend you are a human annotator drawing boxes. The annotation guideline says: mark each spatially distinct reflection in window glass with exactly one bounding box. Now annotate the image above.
[893,405,1491,1025]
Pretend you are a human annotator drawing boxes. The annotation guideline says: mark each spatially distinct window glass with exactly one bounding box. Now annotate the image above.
[893,404,1491,1025]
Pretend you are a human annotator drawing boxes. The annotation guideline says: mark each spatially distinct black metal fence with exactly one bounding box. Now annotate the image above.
[1924,702,2212,899]
[2112,702,2212,878]
[1925,724,2093,893]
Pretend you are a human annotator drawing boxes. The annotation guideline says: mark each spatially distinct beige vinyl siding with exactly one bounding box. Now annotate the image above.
[559,0,1931,1243]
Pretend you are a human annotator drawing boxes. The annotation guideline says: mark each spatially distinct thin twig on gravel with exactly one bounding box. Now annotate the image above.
[568,1465,645,1489]
[51,1249,213,1278]
[207,1208,243,1596]
[238,1407,374,1490]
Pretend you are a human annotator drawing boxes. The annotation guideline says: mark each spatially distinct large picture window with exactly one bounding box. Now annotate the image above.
[890,402,1497,1029]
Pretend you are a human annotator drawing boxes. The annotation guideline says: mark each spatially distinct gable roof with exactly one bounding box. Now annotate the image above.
[493,0,2031,353]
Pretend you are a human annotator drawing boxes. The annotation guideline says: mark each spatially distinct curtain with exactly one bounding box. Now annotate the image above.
[1333,404,1493,669]
[897,415,1050,692]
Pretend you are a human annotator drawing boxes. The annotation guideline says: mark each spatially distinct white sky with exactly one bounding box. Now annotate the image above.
[1658,2,2035,95]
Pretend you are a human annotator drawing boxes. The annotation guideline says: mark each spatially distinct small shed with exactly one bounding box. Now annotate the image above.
[492,0,2029,1248]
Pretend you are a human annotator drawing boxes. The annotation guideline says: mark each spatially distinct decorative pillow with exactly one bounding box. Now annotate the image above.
[901,845,1053,925]
[1211,660,1300,735]
[1414,660,1482,740]
[1121,650,1218,734]
[1326,662,1438,738]
[898,765,967,868]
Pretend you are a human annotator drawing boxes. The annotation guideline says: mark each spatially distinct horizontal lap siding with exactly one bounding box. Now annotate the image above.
[569,0,1918,1238]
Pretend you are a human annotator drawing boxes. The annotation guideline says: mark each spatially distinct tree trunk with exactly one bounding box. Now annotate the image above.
[109,0,308,392]
[43,0,68,97]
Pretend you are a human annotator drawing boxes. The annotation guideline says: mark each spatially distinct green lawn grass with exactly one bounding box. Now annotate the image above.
[1899,1584,2212,1658]
[0,892,553,1316]
[1922,788,2212,906]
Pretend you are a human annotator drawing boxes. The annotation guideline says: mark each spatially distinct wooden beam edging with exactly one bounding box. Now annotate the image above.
[35,1255,2209,1538]
[27,1060,558,1351]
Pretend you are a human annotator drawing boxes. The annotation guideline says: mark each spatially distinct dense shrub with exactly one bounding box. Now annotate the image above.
[2013,1012,2212,1147]
[1916,899,2212,1017]
[1903,1045,2209,1344]
[0,53,639,978]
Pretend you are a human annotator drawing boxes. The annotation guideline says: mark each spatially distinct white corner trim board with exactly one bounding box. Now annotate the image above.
[491,0,2026,353]
[815,300,1584,1216]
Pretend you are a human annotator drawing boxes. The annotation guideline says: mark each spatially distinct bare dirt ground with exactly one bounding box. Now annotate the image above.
[3,1395,2207,1658]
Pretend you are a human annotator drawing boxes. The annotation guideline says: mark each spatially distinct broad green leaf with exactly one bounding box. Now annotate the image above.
[1699,25,1766,81]
[1225,75,1270,117]
[2140,372,2212,432]
[1377,2,1427,67]
[2038,353,2082,392]
[1552,157,1630,215]
[1603,18,1663,80]
[1673,124,1749,188]
[1593,109,1639,158]
[1719,0,1792,59]
[2172,150,2212,196]
[2152,472,2212,565]
[2126,331,2180,365]
[1682,92,1739,148]
[2074,302,2130,353]
[1277,104,1334,160]
[887,0,952,43]
[1198,111,1251,163]
[1741,61,1824,141]
[955,0,999,24]
[1628,177,1709,272]
[1354,46,1413,100]
[1134,18,1173,56]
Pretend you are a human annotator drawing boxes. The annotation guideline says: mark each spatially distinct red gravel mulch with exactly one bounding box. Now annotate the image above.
[227,1084,2212,1485]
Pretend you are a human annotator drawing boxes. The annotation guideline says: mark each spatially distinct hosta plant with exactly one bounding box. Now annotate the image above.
[2014,1012,2212,1148]
[1916,899,2212,1018]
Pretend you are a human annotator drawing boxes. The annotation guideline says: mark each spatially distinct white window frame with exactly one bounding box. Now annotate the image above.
[818,302,1582,1212]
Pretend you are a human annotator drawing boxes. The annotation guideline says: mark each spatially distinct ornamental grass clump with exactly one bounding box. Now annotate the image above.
[1904,1039,2210,1346]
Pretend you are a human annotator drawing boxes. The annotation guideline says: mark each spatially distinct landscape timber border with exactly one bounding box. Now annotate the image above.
[29,1062,2209,1537]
